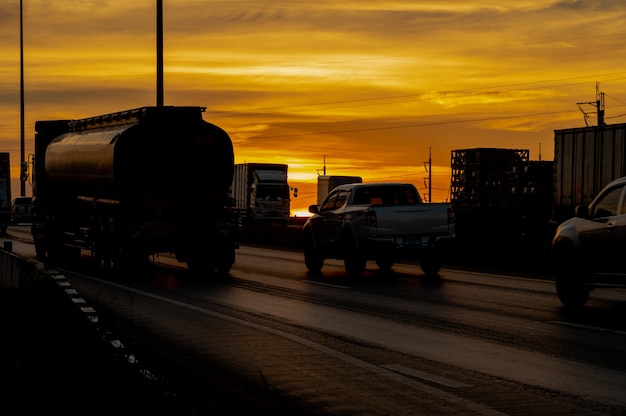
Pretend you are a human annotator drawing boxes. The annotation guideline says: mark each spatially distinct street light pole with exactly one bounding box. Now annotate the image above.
[20,0,25,196]
[156,0,164,107]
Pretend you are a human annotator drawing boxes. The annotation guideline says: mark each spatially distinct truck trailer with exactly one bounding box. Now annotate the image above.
[553,122,626,224]
[31,106,237,276]
[0,152,11,234]
[316,175,362,206]
[230,163,290,225]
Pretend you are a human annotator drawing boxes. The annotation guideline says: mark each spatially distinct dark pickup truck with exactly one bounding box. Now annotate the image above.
[551,175,626,308]
[302,182,455,278]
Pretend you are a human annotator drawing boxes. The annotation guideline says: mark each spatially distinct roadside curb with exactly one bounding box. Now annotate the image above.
[0,247,179,407]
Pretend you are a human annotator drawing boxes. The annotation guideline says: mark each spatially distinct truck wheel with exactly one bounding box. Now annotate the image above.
[34,241,46,258]
[553,246,590,309]
[111,248,149,275]
[376,257,394,270]
[93,239,113,269]
[555,277,590,309]
[215,251,234,275]
[187,256,214,277]
[303,232,323,273]
[215,262,232,275]
[343,238,366,279]
[46,240,66,262]
[420,257,441,276]
[554,259,590,309]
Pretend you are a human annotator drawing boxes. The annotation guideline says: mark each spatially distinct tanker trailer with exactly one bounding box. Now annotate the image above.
[31,106,237,275]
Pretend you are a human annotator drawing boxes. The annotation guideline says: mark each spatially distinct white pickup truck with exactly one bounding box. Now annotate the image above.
[302,182,455,278]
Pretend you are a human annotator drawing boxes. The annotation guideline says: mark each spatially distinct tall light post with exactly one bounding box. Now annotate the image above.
[20,0,25,196]
[156,0,163,107]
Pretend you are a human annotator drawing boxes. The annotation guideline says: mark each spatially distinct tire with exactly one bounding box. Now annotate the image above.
[376,257,394,270]
[34,240,46,258]
[187,256,215,278]
[303,231,323,273]
[555,276,590,309]
[343,237,366,279]
[111,247,150,276]
[420,255,442,276]
[93,237,113,269]
[554,257,589,309]
[186,254,232,277]
[215,261,233,275]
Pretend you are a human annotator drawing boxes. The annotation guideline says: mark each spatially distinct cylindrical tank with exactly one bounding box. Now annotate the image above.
[32,106,237,272]
[42,106,234,202]
[45,124,127,187]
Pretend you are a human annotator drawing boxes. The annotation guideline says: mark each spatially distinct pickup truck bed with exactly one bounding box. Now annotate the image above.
[303,182,455,278]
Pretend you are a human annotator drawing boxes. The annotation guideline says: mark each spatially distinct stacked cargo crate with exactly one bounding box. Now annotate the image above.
[450,148,529,236]
[450,148,555,257]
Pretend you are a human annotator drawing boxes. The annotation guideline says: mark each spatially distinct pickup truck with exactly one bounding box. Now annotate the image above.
[302,182,455,278]
[551,175,626,309]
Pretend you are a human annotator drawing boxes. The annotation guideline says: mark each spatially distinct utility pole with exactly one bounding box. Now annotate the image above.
[577,82,605,127]
[428,147,432,203]
[596,83,605,126]
[20,0,25,196]
[423,147,432,203]
[156,0,164,107]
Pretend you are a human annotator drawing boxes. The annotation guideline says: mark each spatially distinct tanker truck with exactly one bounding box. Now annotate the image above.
[31,106,237,276]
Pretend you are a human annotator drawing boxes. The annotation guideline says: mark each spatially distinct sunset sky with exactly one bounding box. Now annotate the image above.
[1,1,626,216]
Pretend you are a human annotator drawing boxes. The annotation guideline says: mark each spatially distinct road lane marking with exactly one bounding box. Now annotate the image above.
[549,320,626,334]
[381,364,473,388]
[303,280,352,289]
[84,274,505,416]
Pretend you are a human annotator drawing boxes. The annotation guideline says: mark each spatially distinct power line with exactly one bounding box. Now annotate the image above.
[250,108,580,140]
[199,31,626,76]
[205,72,626,119]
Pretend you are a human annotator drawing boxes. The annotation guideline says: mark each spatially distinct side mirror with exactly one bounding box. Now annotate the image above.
[308,205,320,214]
[574,204,589,218]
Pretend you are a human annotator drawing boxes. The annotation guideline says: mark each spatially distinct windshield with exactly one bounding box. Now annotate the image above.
[255,184,290,200]
[353,185,420,205]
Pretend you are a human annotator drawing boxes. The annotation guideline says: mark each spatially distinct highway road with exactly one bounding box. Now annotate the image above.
[4,225,626,415]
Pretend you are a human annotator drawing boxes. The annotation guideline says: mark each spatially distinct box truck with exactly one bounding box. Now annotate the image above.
[230,163,290,225]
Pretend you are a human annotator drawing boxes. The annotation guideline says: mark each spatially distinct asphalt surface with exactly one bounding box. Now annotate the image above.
[0,224,552,415]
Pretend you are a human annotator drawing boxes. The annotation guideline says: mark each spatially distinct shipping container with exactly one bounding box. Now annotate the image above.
[316,175,362,206]
[553,123,626,224]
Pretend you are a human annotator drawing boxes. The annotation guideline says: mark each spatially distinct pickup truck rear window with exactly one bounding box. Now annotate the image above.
[321,190,349,212]
[590,185,624,218]
[353,185,420,206]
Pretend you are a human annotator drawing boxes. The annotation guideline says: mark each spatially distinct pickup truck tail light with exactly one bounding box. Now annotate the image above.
[447,207,455,225]
[365,210,377,227]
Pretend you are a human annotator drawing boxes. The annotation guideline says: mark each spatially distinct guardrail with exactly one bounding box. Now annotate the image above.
[0,242,40,290]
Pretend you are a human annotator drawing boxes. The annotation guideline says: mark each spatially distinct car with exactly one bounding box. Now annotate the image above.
[11,196,32,225]
[551,176,626,308]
